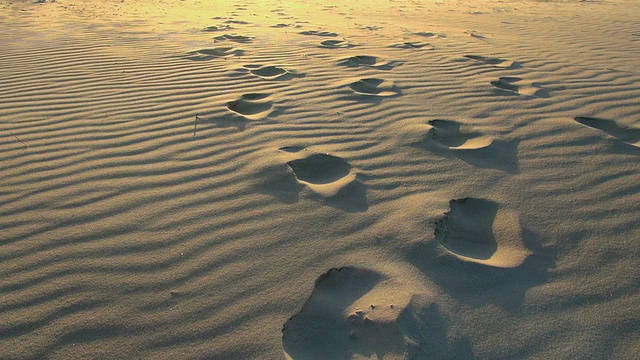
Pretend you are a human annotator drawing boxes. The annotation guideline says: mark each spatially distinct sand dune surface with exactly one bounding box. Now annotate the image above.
[1,0,639,359]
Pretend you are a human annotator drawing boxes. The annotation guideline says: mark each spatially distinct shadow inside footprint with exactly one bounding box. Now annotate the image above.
[227,93,273,119]
[464,55,520,69]
[435,198,499,261]
[349,78,401,97]
[282,268,403,360]
[574,116,640,147]
[282,152,368,212]
[287,154,351,185]
[338,55,398,70]
[319,39,353,48]
[241,65,303,81]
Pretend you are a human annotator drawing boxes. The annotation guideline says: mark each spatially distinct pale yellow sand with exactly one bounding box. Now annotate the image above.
[1,0,639,359]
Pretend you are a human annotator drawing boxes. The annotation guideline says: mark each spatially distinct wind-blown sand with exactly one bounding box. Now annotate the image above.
[1,0,639,358]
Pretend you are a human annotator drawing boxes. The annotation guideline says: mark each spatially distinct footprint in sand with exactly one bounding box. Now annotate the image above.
[413,31,444,38]
[287,153,352,185]
[299,30,339,37]
[224,19,250,25]
[349,78,401,97]
[434,198,530,268]
[213,34,253,43]
[240,64,303,80]
[319,39,353,49]
[285,151,367,211]
[422,119,518,172]
[464,55,520,69]
[227,93,273,120]
[574,117,640,148]
[490,77,549,98]
[186,47,244,60]
[337,55,399,70]
[391,41,433,50]
[203,25,233,32]
[282,268,410,360]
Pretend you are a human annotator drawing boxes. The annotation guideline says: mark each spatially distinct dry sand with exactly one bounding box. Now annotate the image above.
[1,0,639,358]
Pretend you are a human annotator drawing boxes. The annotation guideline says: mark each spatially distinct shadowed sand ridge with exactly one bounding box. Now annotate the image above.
[435,198,530,268]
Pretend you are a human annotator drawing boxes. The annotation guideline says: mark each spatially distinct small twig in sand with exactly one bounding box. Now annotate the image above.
[10,131,28,149]
[193,115,199,137]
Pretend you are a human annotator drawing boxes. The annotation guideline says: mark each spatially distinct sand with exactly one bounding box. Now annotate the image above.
[1,0,639,358]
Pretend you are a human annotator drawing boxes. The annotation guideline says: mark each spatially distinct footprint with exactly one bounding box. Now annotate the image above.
[434,198,530,268]
[349,78,401,97]
[241,64,302,80]
[227,93,273,119]
[413,31,445,38]
[203,25,233,32]
[286,152,367,211]
[282,268,411,360]
[213,34,253,43]
[287,153,351,185]
[427,119,493,150]
[464,55,519,69]
[337,55,399,70]
[319,39,353,49]
[574,117,640,147]
[186,47,244,60]
[490,77,549,98]
[224,19,250,25]
[391,41,433,50]
[299,30,339,37]
[422,119,519,172]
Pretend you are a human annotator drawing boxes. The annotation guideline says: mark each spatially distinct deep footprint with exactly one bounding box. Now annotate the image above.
[574,117,640,147]
[282,268,408,360]
[434,198,530,268]
[287,153,351,185]
[227,93,273,119]
[349,78,401,97]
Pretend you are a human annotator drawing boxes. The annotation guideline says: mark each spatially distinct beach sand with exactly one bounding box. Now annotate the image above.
[1,0,639,358]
